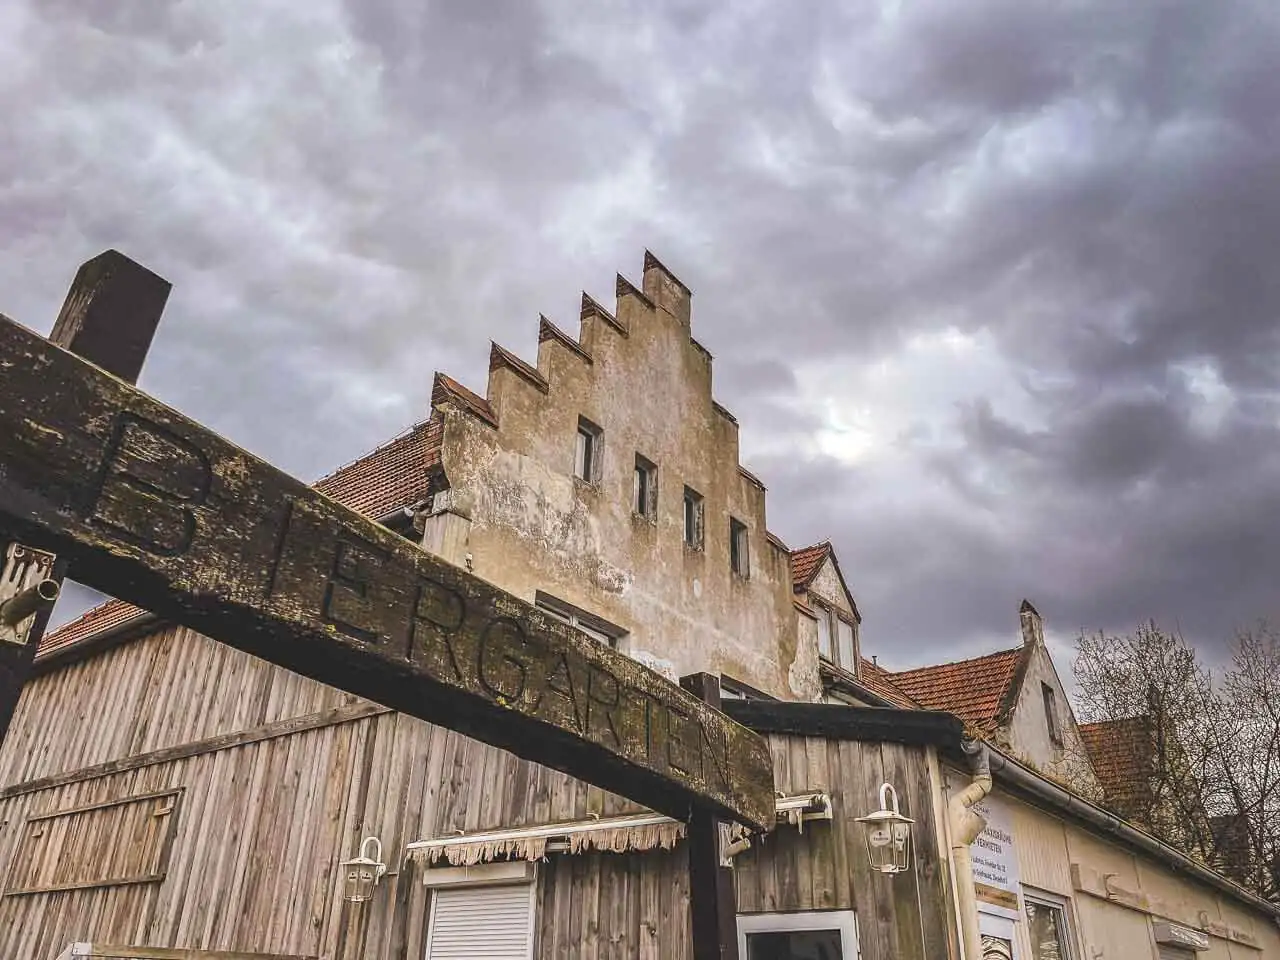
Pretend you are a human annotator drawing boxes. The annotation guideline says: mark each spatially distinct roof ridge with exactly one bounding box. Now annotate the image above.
[313,417,437,487]
[888,644,1023,677]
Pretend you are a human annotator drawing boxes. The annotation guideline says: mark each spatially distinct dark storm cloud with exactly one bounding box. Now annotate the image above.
[5,0,1278,666]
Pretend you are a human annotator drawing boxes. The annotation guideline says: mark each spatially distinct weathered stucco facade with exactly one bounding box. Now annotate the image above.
[422,254,809,701]
[997,608,1102,797]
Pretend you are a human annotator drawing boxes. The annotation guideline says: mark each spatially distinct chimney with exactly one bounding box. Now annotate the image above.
[1019,599,1044,647]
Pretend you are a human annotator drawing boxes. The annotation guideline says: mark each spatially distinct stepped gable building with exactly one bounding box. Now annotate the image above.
[1,253,1276,960]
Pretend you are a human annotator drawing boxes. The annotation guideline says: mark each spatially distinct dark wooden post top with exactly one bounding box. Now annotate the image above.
[0,250,170,743]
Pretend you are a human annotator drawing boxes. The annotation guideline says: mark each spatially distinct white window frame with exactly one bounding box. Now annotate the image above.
[814,601,833,660]
[423,862,537,960]
[1022,887,1080,960]
[835,616,856,671]
[980,911,1018,959]
[737,910,859,959]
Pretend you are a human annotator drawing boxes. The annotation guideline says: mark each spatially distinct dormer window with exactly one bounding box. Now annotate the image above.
[836,617,856,668]
[574,417,602,484]
[813,601,857,674]
[815,602,833,660]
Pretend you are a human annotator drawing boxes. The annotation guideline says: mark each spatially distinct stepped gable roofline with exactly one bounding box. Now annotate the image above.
[538,314,592,364]
[616,272,655,311]
[489,342,549,394]
[644,250,691,295]
[432,371,498,427]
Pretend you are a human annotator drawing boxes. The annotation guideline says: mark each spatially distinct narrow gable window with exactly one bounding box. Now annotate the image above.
[574,416,602,483]
[1042,682,1061,746]
[634,454,657,518]
[683,486,704,549]
[730,518,749,578]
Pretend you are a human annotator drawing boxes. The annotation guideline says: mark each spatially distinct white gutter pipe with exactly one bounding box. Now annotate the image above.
[950,739,993,960]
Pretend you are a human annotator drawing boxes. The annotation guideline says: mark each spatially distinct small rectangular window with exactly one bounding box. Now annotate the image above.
[634,454,657,518]
[1043,682,1062,746]
[683,486,704,549]
[1024,894,1076,960]
[738,910,858,960]
[574,417,602,483]
[730,518,750,578]
[814,602,832,660]
[535,592,625,649]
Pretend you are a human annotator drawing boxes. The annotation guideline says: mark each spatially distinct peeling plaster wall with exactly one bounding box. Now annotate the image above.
[1003,641,1102,797]
[807,558,854,620]
[426,261,808,700]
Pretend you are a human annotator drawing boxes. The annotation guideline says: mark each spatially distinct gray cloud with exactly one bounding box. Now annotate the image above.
[6,0,1279,670]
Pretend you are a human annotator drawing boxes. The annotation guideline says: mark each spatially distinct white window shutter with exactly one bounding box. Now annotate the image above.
[426,883,534,959]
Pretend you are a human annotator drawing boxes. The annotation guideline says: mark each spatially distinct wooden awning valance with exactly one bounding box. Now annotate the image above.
[406,793,832,868]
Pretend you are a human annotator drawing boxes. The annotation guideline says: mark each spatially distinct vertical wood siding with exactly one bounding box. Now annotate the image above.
[0,629,956,960]
[733,733,953,960]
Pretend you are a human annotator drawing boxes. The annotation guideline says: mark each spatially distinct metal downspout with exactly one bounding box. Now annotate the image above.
[950,740,993,960]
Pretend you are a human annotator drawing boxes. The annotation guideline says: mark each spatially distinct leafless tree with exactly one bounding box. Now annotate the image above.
[1072,621,1280,902]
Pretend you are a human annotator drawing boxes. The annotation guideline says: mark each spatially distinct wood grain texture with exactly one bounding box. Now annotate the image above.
[0,250,170,745]
[0,314,772,829]
[732,733,946,960]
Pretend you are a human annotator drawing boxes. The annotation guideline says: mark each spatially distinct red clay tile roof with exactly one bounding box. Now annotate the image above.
[887,646,1026,731]
[38,599,150,658]
[790,542,831,593]
[40,416,447,658]
[1079,717,1154,814]
[858,659,923,709]
[313,418,443,520]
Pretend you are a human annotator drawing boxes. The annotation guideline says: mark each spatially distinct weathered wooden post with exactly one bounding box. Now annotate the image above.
[0,250,170,742]
[682,672,741,960]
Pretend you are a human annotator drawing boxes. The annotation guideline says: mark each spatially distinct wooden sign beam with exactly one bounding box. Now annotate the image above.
[0,250,170,743]
[0,313,774,830]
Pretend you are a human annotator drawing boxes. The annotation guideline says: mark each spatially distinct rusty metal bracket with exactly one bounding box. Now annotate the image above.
[0,544,58,647]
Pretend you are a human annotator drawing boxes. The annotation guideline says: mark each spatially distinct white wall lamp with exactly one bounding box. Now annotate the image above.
[855,782,914,875]
[341,836,387,902]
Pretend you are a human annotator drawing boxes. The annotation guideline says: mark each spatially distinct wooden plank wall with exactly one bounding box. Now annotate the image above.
[0,626,955,960]
[733,732,954,960]
[0,626,657,959]
[0,628,354,787]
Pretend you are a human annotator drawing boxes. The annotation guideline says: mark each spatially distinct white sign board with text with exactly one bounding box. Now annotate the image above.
[969,792,1022,920]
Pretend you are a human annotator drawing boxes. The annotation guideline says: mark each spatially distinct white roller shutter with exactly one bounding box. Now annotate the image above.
[426,883,534,960]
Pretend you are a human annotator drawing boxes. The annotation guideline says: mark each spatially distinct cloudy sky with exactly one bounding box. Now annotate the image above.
[4,0,1278,671]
